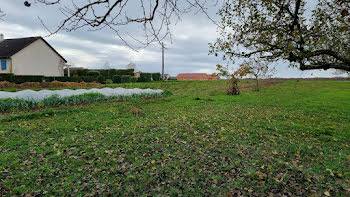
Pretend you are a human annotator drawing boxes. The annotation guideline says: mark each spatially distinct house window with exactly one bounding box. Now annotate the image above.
[1,60,6,70]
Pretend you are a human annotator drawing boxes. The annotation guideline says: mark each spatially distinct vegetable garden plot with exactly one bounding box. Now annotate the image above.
[0,88,163,101]
[0,88,165,111]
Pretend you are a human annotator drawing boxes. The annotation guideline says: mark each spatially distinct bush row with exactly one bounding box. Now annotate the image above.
[112,75,138,83]
[138,73,161,82]
[65,69,135,79]
[0,72,161,84]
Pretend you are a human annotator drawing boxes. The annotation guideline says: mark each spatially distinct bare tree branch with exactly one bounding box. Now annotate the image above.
[0,8,5,20]
[30,0,219,49]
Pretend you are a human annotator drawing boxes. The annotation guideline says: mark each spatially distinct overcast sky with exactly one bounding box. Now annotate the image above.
[0,0,343,78]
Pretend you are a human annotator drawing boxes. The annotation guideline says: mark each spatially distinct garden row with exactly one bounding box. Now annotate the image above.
[0,88,169,111]
[0,69,161,84]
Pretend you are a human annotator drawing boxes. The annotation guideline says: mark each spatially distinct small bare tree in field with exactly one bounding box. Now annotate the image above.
[242,60,276,91]
[216,64,250,95]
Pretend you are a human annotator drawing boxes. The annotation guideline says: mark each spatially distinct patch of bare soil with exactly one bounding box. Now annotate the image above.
[217,79,284,92]
[240,79,284,91]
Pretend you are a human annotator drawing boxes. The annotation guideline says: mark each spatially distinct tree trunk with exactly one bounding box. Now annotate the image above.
[227,78,240,95]
[256,76,259,91]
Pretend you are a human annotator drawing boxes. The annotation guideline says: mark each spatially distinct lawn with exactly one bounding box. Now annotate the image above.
[0,80,349,196]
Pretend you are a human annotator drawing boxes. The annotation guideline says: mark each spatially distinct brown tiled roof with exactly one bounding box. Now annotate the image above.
[0,36,67,62]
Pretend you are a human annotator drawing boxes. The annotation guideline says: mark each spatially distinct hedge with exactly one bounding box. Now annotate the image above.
[116,69,134,76]
[0,74,98,83]
[121,75,131,83]
[88,71,101,77]
[96,75,105,84]
[64,69,134,78]
[0,74,15,82]
[80,76,96,83]
[44,76,70,82]
[98,70,109,78]
[138,73,152,82]
[45,76,96,83]
[64,69,89,77]
[11,75,44,84]
[152,73,161,81]
[77,69,89,76]
[112,75,121,83]
[131,76,138,83]
[108,69,117,79]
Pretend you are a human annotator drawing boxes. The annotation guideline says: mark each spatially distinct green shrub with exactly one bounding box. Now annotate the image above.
[131,76,138,83]
[77,69,89,76]
[99,70,109,78]
[152,73,161,81]
[112,75,121,83]
[116,69,134,76]
[80,76,96,82]
[88,71,101,77]
[138,73,152,82]
[44,77,71,82]
[12,75,44,84]
[121,75,131,83]
[96,75,105,84]
[105,79,113,84]
[43,77,53,82]
[108,69,117,79]
[64,69,90,77]
[0,74,15,82]
[70,76,83,82]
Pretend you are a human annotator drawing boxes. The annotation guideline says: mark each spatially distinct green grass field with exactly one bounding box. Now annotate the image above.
[0,80,349,196]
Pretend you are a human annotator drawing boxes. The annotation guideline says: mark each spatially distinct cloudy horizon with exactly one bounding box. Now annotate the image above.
[0,1,345,78]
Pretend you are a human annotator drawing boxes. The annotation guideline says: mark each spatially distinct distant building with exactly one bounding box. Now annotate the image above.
[0,35,67,77]
[177,73,220,81]
[163,74,171,80]
[134,71,141,78]
[207,74,220,81]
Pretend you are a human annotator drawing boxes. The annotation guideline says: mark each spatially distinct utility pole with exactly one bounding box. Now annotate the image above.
[161,42,165,80]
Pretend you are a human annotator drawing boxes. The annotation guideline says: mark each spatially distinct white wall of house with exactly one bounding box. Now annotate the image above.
[0,59,12,74]
[11,39,65,76]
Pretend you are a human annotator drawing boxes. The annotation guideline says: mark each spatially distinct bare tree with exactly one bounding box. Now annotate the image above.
[23,0,219,49]
[103,61,112,69]
[126,62,136,70]
[242,60,276,91]
[216,64,251,95]
[0,8,5,20]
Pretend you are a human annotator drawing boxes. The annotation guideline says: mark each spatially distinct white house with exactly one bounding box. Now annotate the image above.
[0,34,67,77]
